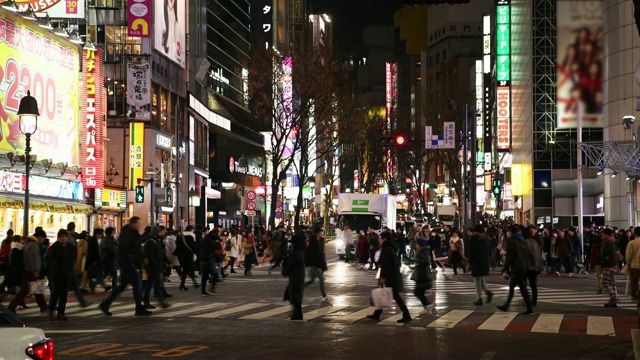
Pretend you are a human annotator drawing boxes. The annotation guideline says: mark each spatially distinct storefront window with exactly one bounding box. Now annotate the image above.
[104,26,141,63]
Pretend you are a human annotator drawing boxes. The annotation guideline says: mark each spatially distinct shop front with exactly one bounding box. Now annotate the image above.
[208,133,266,228]
[0,170,90,237]
[94,188,127,231]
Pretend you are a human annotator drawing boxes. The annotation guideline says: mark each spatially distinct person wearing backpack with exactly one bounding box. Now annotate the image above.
[599,228,620,307]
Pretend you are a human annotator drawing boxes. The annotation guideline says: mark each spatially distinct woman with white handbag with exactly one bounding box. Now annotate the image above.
[367,231,411,324]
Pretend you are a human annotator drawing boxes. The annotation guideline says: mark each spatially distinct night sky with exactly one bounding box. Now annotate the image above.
[311,0,401,54]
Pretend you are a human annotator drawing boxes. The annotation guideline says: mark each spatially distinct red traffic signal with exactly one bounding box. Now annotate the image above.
[395,135,407,146]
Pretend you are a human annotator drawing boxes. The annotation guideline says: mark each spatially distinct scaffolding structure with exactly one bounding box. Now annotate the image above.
[581,141,640,177]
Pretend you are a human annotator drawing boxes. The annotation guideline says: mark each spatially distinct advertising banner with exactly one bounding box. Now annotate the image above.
[496,87,511,151]
[0,11,80,165]
[129,122,145,190]
[82,48,103,190]
[154,0,185,67]
[16,0,85,19]
[127,60,151,121]
[556,0,603,128]
[127,0,151,37]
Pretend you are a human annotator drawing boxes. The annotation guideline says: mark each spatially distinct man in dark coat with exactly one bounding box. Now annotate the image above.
[45,230,74,320]
[304,227,329,300]
[524,230,544,306]
[468,225,494,305]
[199,230,219,296]
[143,226,169,309]
[100,227,118,290]
[284,229,306,320]
[367,231,411,323]
[84,228,110,293]
[99,216,150,316]
[497,225,534,315]
[412,238,433,313]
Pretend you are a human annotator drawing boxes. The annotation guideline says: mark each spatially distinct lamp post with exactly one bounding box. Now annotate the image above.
[17,90,39,237]
[237,155,248,227]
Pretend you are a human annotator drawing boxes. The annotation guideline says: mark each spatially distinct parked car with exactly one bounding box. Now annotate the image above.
[0,303,54,360]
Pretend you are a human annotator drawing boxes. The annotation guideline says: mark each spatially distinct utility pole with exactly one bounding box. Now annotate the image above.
[462,104,469,230]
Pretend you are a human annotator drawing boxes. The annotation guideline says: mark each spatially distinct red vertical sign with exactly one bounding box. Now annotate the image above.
[82,48,103,189]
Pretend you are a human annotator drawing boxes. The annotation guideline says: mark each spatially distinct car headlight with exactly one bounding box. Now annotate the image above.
[335,240,345,247]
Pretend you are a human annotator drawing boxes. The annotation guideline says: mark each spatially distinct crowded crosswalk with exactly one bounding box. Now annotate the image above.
[15,299,634,337]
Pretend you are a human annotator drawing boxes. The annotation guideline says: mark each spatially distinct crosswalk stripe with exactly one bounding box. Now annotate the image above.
[113,302,193,317]
[191,303,270,319]
[240,305,296,320]
[378,308,423,326]
[83,303,136,317]
[155,302,230,318]
[303,305,348,321]
[587,316,616,336]
[330,307,375,324]
[531,314,564,333]
[427,310,473,328]
[477,312,518,331]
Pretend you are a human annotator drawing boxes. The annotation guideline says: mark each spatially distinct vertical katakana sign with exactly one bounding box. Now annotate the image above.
[82,48,103,189]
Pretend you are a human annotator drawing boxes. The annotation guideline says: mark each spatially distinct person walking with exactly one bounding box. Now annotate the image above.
[366,226,380,270]
[99,216,151,316]
[242,231,256,276]
[497,225,535,315]
[199,230,219,296]
[44,230,74,321]
[344,224,355,263]
[5,236,25,306]
[267,226,285,274]
[412,238,434,314]
[176,228,199,290]
[83,228,110,293]
[625,227,640,300]
[448,231,466,275]
[600,228,620,308]
[164,229,182,282]
[590,231,604,294]
[304,227,329,301]
[283,229,306,320]
[142,226,170,309]
[524,229,544,306]
[555,229,573,274]
[367,231,412,323]
[100,227,118,290]
[0,233,11,295]
[224,229,240,274]
[356,230,369,270]
[8,234,47,314]
[468,225,494,306]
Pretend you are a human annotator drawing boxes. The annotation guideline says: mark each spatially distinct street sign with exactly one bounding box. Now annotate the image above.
[275,210,283,219]
[246,201,256,210]
[246,191,257,201]
[276,200,283,208]
[246,210,256,217]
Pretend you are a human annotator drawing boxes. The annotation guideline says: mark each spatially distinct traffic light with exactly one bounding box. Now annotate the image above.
[425,183,437,189]
[379,135,409,147]
[492,176,503,196]
[166,185,173,203]
[135,185,145,203]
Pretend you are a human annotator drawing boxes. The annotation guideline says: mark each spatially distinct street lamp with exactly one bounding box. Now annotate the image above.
[17,90,39,237]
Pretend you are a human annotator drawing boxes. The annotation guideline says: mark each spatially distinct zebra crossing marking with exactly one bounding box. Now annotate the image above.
[191,303,270,319]
[155,302,230,318]
[240,305,299,320]
[427,310,474,328]
[302,305,348,321]
[83,304,136,317]
[477,312,518,331]
[531,314,564,333]
[113,302,193,317]
[586,316,616,336]
[329,307,375,324]
[377,308,423,326]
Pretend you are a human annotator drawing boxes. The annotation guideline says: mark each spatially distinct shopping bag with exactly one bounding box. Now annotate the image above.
[621,263,631,276]
[29,280,46,295]
[371,287,394,308]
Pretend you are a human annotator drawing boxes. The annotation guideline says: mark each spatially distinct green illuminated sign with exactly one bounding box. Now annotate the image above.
[496,5,510,81]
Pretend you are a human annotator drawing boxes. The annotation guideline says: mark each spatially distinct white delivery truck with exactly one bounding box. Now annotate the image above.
[436,204,457,227]
[334,193,397,259]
